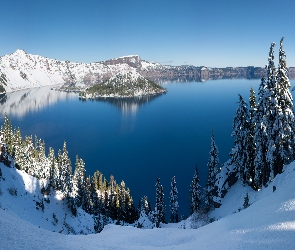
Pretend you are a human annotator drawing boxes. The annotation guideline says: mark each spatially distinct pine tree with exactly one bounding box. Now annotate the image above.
[91,172,103,216]
[189,164,201,215]
[139,196,151,216]
[264,42,278,183]
[2,115,13,152]
[48,147,59,191]
[82,176,93,214]
[124,187,137,224]
[69,155,87,215]
[274,37,295,173]
[205,131,220,211]
[243,192,250,209]
[253,76,268,188]
[12,128,25,170]
[58,142,72,198]
[108,175,117,220]
[169,176,178,223]
[246,87,257,186]
[154,177,165,227]
[230,94,250,183]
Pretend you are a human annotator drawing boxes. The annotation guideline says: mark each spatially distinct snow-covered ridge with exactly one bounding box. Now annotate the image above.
[0,50,169,93]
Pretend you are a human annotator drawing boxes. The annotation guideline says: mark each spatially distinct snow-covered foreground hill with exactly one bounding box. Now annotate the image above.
[1,160,295,249]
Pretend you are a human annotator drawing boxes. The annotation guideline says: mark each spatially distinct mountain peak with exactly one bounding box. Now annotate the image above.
[12,49,27,56]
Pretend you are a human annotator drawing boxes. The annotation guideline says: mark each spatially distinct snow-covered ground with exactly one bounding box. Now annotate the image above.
[1,159,295,249]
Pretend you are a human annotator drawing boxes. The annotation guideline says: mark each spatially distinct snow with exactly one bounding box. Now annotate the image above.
[1,159,295,249]
[0,50,171,93]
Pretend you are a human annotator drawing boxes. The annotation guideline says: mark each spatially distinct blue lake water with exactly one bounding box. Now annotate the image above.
[1,79,294,217]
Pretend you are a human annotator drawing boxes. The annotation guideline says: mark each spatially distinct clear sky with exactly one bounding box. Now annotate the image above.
[1,0,295,67]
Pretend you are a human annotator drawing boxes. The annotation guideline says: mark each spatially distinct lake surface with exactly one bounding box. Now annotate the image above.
[1,79,294,217]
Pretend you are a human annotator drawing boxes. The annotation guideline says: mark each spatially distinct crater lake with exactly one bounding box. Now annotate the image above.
[1,78,294,217]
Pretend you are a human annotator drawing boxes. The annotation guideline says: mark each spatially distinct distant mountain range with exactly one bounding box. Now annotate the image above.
[0,49,294,93]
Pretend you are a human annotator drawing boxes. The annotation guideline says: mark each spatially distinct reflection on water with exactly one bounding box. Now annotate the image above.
[0,85,164,119]
[79,94,164,116]
[0,87,77,118]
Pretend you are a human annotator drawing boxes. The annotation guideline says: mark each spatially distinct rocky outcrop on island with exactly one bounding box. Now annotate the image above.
[79,71,167,98]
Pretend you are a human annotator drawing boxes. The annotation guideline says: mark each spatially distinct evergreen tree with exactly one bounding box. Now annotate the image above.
[139,196,151,216]
[274,37,295,173]
[90,173,102,216]
[246,87,257,186]
[12,128,25,169]
[108,175,117,220]
[243,193,250,209]
[230,94,250,183]
[58,142,72,198]
[169,176,178,223]
[48,147,59,191]
[264,42,278,182]
[189,164,201,215]
[2,115,13,152]
[205,131,220,211]
[154,177,165,227]
[253,76,268,188]
[69,155,87,215]
[82,176,93,214]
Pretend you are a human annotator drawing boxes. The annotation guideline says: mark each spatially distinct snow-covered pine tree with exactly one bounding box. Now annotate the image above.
[108,175,117,220]
[274,37,295,174]
[117,180,127,223]
[12,127,25,170]
[139,196,151,216]
[154,177,166,227]
[253,76,268,188]
[169,176,178,223]
[205,131,220,211]
[23,135,35,175]
[91,171,103,216]
[58,142,72,199]
[2,115,13,153]
[82,175,93,214]
[246,87,257,186]
[230,94,250,184]
[48,147,59,191]
[36,138,49,179]
[189,164,201,215]
[264,42,278,182]
[69,155,87,215]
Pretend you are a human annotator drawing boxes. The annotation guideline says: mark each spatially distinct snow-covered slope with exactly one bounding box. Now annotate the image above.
[0,50,169,93]
[1,159,295,249]
[0,162,95,235]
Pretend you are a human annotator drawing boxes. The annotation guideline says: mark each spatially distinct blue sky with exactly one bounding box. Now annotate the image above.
[1,0,295,67]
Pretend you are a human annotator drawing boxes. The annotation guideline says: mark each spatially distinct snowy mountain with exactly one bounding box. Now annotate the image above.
[1,159,295,249]
[0,50,172,93]
[0,50,138,92]
[0,50,276,94]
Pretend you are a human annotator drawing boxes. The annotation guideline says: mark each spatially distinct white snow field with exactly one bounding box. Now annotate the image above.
[1,160,295,250]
